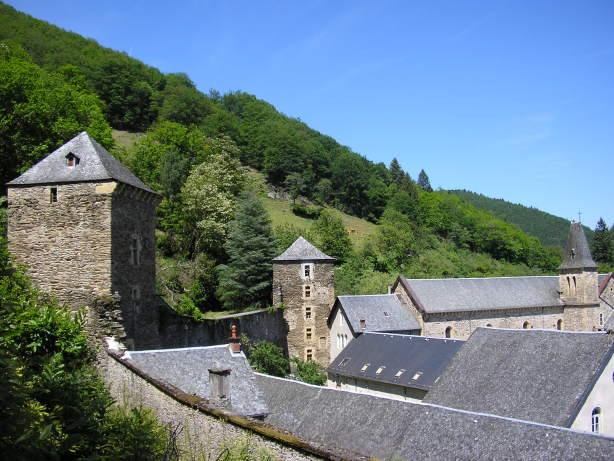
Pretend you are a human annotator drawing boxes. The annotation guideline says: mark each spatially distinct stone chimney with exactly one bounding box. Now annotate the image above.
[229,324,241,354]
[208,368,231,409]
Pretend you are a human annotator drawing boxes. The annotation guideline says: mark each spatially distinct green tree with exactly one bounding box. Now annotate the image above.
[417,169,433,192]
[246,341,289,377]
[216,192,277,310]
[0,42,113,185]
[312,210,353,263]
[181,137,246,255]
[592,218,613,264]
[285,172,306,204]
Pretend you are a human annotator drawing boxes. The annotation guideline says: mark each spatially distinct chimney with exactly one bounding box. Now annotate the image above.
[208,368,231,409]
[229,324,241,354]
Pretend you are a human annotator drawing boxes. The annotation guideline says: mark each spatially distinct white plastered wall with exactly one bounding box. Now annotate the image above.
[328,307,353,362]
[571,350,614,436]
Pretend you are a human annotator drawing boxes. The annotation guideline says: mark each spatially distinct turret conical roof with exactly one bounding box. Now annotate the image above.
[273,236,335,262]
[558,221,597,271]
[7,132,155,194]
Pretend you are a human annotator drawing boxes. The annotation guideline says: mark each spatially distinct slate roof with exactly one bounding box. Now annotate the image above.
[333,294,420,333]
[7,132,155,193]
[599,273,612,295]
[559,221,598,270]
[124,345,267,417]
[423,328,614,427]
[396,275,564,313]
[256,373,614,461]
[273,236,335,262]
[327,332,463,390]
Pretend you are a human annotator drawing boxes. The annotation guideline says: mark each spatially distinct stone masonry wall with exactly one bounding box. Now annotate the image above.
[103,352,324,461]
[274,261,335,366]
[7,182,113,307]
[156,305,287,351]
[111,184,160,349]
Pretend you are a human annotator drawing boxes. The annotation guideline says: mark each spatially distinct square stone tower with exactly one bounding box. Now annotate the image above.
[6,132,161,347]
[558,221,600,331]
[272,237,335,366]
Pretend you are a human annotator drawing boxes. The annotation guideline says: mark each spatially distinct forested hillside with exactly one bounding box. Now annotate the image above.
[1,2,565,316]
[449,189,591,248]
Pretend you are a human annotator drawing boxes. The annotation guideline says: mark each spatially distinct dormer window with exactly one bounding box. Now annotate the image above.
[66,153,80,167]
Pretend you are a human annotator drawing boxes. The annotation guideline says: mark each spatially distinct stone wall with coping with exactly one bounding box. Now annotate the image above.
[273,261,335,366]
[103,350,346,461]
[156,304,288,351]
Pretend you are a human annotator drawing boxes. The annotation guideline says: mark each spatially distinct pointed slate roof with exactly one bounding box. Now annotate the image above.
[273,236,335,262]
[558,221,597,271]
[7,132,155,194]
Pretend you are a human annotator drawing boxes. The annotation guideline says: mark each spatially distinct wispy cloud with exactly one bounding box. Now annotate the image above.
[503,112,555,149]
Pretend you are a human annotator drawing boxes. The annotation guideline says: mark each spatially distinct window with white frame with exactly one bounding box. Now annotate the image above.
[305,306,312,319]
[302,263,313,280]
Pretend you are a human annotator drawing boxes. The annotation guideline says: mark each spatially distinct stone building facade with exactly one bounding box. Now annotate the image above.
[272,237,335,366]
[388,222,603,340]
[7,132,161,348]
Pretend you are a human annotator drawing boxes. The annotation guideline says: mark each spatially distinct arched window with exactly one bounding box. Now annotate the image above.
[486,323,492,327]
[523,321,531,329]
[557,319,563,330]
[567,276,571,293]
[445,326,452,338]
[573,276,577,295]
[592,408,601,433]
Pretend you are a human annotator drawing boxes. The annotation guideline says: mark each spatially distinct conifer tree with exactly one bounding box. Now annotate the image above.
[216,191,277,309]
[592,218,614,264]
[417,169,433,192]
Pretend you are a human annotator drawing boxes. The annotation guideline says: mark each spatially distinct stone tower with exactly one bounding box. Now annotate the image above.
[6,132,161,348]
[272,237,335,366]
[559,221,599,330]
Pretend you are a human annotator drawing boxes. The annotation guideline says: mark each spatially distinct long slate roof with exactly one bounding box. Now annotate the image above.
[397,275,563,313]
[423,328,614,427]
[327,332,463,390]
[334,294,420,333]
[7,132,155,193]
[256,373,614,461]
[559,221,597,270]
[124,345,267,417]
[273,236,335,261]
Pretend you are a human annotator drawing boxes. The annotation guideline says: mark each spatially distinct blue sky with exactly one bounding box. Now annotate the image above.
[8,0,614,227]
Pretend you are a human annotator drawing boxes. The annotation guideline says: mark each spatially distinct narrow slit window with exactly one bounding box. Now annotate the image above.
[304,264,311,279]
[304,285,311,298]
[50,187,58,203]
[130,236,141,266]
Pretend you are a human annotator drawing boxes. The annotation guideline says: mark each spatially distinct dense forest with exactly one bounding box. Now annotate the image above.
[449,189,593,248]
[1,2,603,317]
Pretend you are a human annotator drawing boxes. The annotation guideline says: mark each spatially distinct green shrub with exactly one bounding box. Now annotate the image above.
[291,204,322,219]
[291,357,326,386]
[246,341,289,377]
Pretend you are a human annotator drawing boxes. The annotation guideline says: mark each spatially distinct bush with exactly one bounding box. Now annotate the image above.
[291,357,326,386]
[246,341,289,377]
[291,204,322,219]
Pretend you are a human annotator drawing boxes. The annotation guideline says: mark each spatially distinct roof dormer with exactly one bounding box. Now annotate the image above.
[65,152,80,167]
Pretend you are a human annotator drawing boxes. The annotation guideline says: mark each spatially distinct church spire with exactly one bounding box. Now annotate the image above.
[558,221,597,271]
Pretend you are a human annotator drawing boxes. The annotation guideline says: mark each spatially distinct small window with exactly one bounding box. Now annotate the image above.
[65,152,80,167]
[305,306,312,319]
[395,369,406,378]
[592,408,601,433]
[306,349,313,361]
[319,336,326,348]
[304,264,311,279]
[130,236,141,266]
[360,319,366,329]
[557,319,563,330]
[375,366,386,375]
[445,326,452,338]
[339,358,350,367]
[486,323,492,327]
[360,363,370,372]
[383,311,390,317]
[339,313,344,326]
[305,328,312,340]
[304,285,311,298]
[412,371,423,381]
[50,187,58,203]
[523,321,531,329]
[599,313,604,326]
